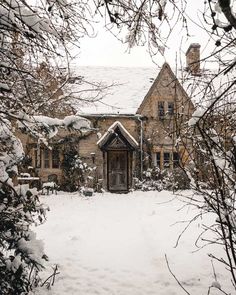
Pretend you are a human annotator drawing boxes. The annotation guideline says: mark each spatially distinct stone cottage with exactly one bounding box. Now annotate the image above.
[18,44,201,192]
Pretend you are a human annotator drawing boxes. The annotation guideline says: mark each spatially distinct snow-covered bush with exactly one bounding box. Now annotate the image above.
[0,125,49,294]
[135,167,190,191]
[61,149,96,192]
[0,184,48,294]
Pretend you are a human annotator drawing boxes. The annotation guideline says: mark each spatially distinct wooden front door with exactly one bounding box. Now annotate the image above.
[108,151,128,191]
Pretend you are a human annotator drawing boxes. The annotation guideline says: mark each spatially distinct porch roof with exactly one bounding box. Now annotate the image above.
[97,121,139,150]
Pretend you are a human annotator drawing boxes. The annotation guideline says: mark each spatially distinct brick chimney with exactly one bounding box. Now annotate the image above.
[186,43,201,75]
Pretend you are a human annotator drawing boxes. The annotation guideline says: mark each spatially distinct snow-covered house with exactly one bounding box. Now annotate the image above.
[18,44,200,192]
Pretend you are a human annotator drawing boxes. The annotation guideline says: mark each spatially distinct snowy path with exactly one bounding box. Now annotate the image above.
[35,191,232,295]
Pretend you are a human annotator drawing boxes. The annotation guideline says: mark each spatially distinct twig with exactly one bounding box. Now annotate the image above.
[211,259,217,282]
[41,265,60,288]
[165,254,191,295]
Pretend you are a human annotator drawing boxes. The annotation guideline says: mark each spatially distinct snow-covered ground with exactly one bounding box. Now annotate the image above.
[34,191,233,295]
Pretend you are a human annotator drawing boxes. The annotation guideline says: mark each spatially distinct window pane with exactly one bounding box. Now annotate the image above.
[52,149,60,168]
[173,152,179,168]
[168,102,174,115]
[156,152,161,167]
[44,149,50,168]
[163,152,170,168]
[34,148,41,168]
[158,101,165,118]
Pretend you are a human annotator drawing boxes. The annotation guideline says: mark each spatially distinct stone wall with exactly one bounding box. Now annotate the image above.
[137,63,194,171]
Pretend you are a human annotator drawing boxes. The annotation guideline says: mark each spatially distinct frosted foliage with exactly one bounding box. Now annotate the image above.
[58,115,91,131]
[33,115,91,130]
[0,0,54,35]
[28,115,92,139]
[0,121,24,182]
[17,231,45,265]
[181,62,236,290]
[0,178,48,293]
[0,0,88,39]
[0,0,91,293]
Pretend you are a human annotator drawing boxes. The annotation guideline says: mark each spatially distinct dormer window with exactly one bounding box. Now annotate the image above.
[158,101,165,119]
[168,102,174,116]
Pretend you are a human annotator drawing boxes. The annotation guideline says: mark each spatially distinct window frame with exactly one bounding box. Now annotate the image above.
[34,148,41,168]
[158,101,165,119]
[167,102,174,116]
[173,152,180,168]
[44,149,50,169]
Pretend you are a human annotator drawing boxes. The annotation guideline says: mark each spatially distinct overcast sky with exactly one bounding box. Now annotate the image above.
[75,1,214,69]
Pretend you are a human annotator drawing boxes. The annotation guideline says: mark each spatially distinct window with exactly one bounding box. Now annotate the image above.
[173,152,179,168]
[168,102,174,116]
[44,149,50,168]
[52,149,60,168]
[158,101,165,118]
[163,152,170,168]
[34,148,41,168]
[156,152,161,168]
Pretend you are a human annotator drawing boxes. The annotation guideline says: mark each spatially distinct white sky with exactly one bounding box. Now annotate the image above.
[75,1,215,69]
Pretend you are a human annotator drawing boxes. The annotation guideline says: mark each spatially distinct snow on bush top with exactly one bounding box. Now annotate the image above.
[17,114,92,140]
[34,115,91,130]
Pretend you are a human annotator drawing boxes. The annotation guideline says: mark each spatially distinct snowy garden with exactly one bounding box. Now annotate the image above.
[1,1,236,294]
[33,190,233,295]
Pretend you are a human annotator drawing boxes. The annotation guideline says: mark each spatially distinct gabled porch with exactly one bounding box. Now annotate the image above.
[97,121,139,192]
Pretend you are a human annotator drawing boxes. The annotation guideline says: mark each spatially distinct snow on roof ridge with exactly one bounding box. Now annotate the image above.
[80,113,141,117]
[71,65,157,70]
[97,121,138,147]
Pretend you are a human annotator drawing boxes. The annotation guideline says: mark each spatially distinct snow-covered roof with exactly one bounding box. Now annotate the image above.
[97,121,139,148]
[70,66,159,115]
[69,65,235,116]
